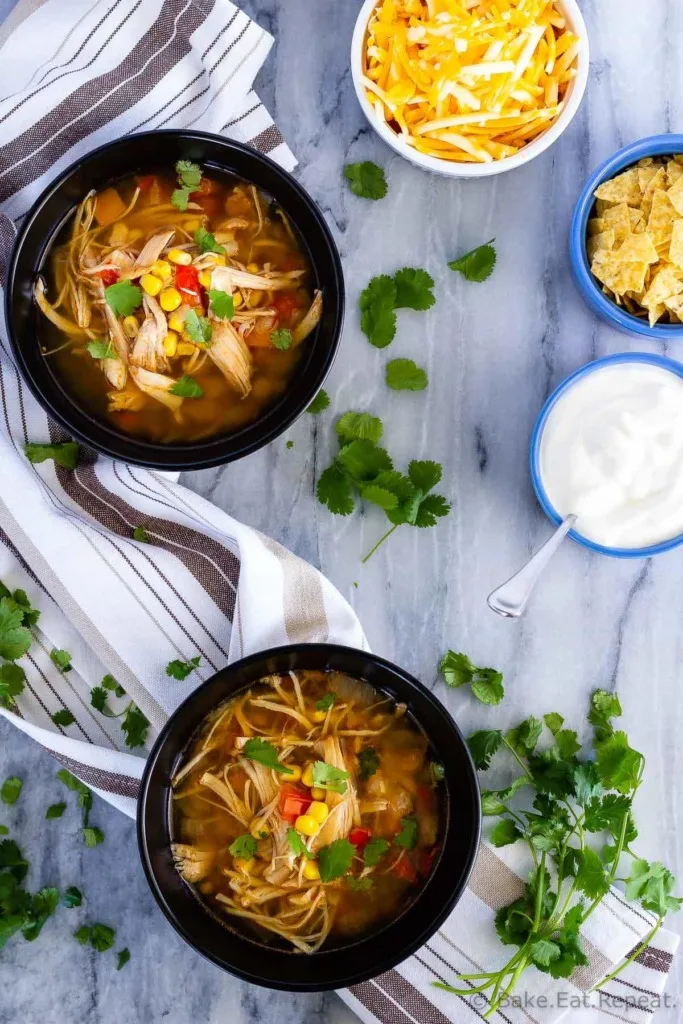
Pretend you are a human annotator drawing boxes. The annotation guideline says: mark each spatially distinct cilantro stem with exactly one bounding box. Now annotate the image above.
[591,917,663,992]
[501,736,535,780]
[361,523,398,563]
[485,955,529,1019]
[582,807,632,925]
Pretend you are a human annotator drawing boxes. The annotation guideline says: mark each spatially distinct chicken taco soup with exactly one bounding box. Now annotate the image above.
[35,160,322,444]
[171,669,443,953]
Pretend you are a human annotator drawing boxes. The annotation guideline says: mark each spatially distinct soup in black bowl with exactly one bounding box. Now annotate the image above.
[138,644,481,991]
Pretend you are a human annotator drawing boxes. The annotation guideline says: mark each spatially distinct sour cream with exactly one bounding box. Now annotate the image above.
[539,362,683,549]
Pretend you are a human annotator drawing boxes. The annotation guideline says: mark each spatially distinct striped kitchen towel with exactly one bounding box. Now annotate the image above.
[0,2,678,1022]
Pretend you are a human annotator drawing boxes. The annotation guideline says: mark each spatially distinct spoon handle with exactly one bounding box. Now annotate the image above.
[487,515,577,618]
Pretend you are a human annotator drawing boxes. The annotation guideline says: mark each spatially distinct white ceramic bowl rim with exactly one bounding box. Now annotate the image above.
[351,0,590,178]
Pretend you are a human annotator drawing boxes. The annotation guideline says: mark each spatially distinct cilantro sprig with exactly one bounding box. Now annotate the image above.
[448,239,496,282]
[360,268,435,348]
[171,159,202,212]
[307,389,330,414]
[437,690,681,1016]
[90,675,149,749]
[25,441,80,470]
[242,738,294,775]
[343,161,387,201]
[440,650,504,706]
[316,412,450,560]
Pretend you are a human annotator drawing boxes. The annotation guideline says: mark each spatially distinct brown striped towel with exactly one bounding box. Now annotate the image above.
[0,3,678,1022]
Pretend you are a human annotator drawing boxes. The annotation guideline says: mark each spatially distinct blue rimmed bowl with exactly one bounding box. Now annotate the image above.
[530,352,683,558]
[569,134,683,341]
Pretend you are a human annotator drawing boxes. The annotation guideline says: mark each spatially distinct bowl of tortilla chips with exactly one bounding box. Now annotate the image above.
[570,134,683,339]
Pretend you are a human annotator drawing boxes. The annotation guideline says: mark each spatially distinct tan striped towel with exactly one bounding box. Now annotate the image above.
[0,2,678,1022]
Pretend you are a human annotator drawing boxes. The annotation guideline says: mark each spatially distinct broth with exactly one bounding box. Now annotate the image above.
[171,670,442,953]
[36,162,321,444]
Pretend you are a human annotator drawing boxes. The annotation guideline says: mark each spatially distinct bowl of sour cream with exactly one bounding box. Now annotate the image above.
[530,353,683,557]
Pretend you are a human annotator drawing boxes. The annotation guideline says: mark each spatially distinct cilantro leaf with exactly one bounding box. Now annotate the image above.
[286,827,314,859]
[337,439,393,481]
[440,651,478,689]
[584,794,634,839]
[359,483,399,511]
[386,358,428,391]
[74,925,91,945]
[408,460,442,493]
[89,922,115,951]
[625,859,683,915]
[82,827,104,848]
[596,731,643,794]
[490,819,522,847]
[506,717,543,758]
[346,875,374,891]
[271,328,293,350]
[544,713,564,735]
[208,289,234,320]
[117,948,131,970]
[471,670,505,706]
[441,651,504,706]
[395,816,418,850]
[45,803,66,819]
[169,375,204,399]
[0,664,29,707]
[448,239,496,282]
[312,760,349,794]
[467,729,503,770]
[166,655,201,681]
[22,886,59,942]
[589,689,622,741]
[86,339,116,360]
[50,648,72,673]
[25,441,79,470]
[12,590,39,627]
[90,686,111,714]
[430,761,445,783]
[529,937,562,970]
[414,493,451,527]
[194,226,224,255]
[102,674,125,697]
[359,275,397,348]
[56,770,93,828]
[575,847,609,899]
[1,777,22,805]
[316,463,355,516]
[318,838,355,882]
[363,837,389,867]
[120,704,149,749]
[133,526,151,543]
[393,268,435,311]
[336,412,384,445]
[307,389,330,414]
[62,886,82,908]
[176,160,202,188]
[104,280,142,317]
[315,693,336,713]
[171,188,191,212]
[229,834,258,859]
[358,747,380,781]
[184,309,212,345]
[242,738,294,775]
[0,598,32,661]
[343,161,387,200]
[51,709,75,726]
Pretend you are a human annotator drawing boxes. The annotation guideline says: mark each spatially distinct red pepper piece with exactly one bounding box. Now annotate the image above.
[278,784,312,824]
[98,269,119,287]
[348,827,372,849]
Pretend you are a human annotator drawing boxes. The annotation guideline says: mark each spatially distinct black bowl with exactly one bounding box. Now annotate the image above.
[137,643,481,991]
[5,130,344,470]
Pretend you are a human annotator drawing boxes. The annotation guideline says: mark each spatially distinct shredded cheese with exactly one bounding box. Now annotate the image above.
[361,0,580,163]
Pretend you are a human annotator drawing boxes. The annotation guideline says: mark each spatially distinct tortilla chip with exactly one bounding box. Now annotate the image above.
[637,157,654,167]
[601,203,632,246]
[595,198,613,216]
[616,232,658,264]
[587,217,607,236]
[587,228,616,261]
[638,164,659,193]
[641,265,683,324]
[667,159,683,187]
[666,174,683,216]
[669,220,683,269]
[629,208,644,232]
[647,189,678,246]
[640,166,667,220]
[664,293,683,321]
[594,167,641,206]
[591,250,649,296]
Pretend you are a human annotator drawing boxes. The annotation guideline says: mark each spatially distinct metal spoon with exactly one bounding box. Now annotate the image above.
[487,515,577,618]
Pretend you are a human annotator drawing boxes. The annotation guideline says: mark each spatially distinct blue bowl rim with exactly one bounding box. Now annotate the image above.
[570,134,683,341]
[530,351,683,558]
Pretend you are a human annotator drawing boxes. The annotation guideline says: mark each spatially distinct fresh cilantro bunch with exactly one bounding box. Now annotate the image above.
[316,412,450,561]
[436,690,681,1017]
[360,268,435,348]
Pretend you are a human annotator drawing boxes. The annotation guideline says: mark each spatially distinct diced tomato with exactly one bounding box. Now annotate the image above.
[278,784,312,823]
[137,174,156,192]
[393,855,418,884]
[175,265,202,305]
[348,827,372,849]
[98,269,119,287]
[191,177,221,197]
[415,846,438,878]
[272,293,301,323]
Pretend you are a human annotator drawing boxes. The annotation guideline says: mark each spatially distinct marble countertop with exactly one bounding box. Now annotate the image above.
[2,0,683,1021]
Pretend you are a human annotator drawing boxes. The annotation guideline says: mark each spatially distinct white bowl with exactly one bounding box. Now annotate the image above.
[350,0,590,179]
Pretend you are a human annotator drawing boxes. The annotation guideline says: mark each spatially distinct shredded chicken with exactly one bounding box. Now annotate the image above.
[206,321,252,396]
[129,366,182,414]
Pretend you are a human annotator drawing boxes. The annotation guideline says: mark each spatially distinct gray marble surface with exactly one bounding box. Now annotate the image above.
[2,0,683,1022]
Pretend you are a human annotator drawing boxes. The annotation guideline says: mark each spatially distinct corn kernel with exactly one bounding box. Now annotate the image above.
[150,259,172,281]
[234,857,255,873]
[185,218,202,232]
[177,342,196,356]
[247,290,263,308]
[211,253,227,266]
[168,247,192,266]
[198,270,213,289]
[302,860,321,881]
[159,287,182,312]
[233,290,243,309]
[307,801,329,825]
[122,315,139,339]
[310,787,325,800]
[247,262,260,274]
[294,814,319,838]
[109,222,128,245]
[249,818,269,839]
[140,273,162,297]
[312,710,327,723]
[168,312,185,333]
[284,765,302,783]
[162,331,178,357]
[301,763,315,789]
